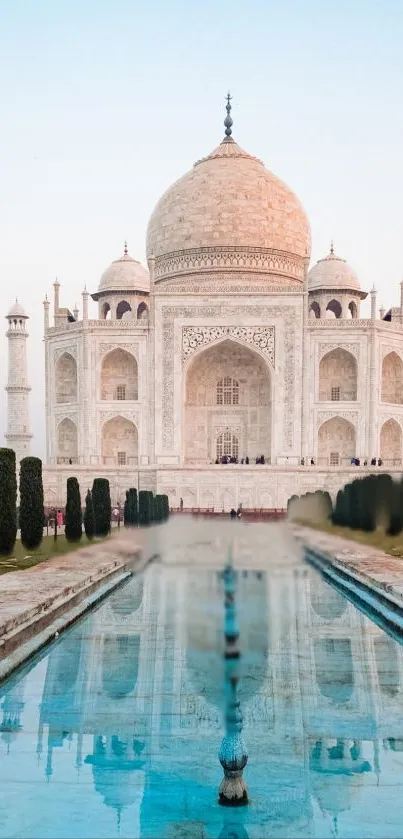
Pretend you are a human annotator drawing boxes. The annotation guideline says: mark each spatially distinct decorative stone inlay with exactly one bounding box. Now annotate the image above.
[99,410,140,425]
[161,305,296,451]
[182,326,275,365]
[155,278,301,295]
[56,412,78,427]
[381,346,403,361]
[318,342,360,361]
[379,413,403,429]
[316,410,358,428]
[154,246,305,282]
[99,342,139,359]
[54,346,77,361]
[309,319,371,328]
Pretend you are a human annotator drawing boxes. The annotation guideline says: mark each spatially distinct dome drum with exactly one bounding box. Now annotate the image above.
[152,245,307,284]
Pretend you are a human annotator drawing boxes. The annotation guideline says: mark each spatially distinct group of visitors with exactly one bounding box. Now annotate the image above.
[300,458,315,466]
[230,507,242,519]
[351,456,383,467]
[215,455,266,465]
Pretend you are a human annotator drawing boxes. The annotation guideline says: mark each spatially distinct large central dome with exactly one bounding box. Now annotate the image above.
[146,116,311,286]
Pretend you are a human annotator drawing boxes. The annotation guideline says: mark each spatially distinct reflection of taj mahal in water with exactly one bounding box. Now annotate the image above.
[2,533,403,836]
[7,99,403,509]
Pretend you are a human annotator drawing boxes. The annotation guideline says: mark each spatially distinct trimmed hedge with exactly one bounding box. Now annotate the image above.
[84,489,95,540]
[332,472,403,535]
[139,490,152,526]
[0,448,17,555]
[124,488,138,527]
[92,478,111,537]
[19,457,44,550]
[65,477,82,542]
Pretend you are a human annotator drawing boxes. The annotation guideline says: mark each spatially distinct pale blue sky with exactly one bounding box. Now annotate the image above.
[1,0,403,455]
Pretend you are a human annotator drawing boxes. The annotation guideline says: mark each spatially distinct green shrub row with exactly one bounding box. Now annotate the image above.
[333,473,403,534]
[287,489,333,523]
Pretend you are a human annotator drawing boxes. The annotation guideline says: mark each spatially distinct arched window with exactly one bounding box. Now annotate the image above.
[348,301,358,319]
[116,300,132,320]
[216,431,239,461]
[101,349,138,401]
[217,377,239,405]
[382,352,403,404]
[309,302,321,319]
[57,418,78,463]
[137,302,148,320]
[102,302,111,320]
[319,349,357,401]
[326,299,342,319]
[380,418,402,464]
[55,353,77,404]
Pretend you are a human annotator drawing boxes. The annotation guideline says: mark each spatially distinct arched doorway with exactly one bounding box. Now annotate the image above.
[57,418,78,463]
[184,339,271,464]
[101,417,138,466]
[380,418,402,465]
[101,349,138,401]
[318,417,356,466]
[319,349,357,402]
[309,302,321,319]
[382,352,403,404]
[326,299,342,319]
[116,300,132,320]
[137,302,148,320]
[55,353,77,403]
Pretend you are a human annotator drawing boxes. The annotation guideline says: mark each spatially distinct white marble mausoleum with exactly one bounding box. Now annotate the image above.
[6,99,403,509]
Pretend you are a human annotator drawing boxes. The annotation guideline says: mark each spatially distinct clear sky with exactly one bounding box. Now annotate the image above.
[1,0,403,457]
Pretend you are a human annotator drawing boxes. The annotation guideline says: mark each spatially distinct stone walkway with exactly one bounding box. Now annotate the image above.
[0,530,145,681]
[294,523,403,610]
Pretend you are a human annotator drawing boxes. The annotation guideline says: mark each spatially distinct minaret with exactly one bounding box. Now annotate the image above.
[5,300,33,463]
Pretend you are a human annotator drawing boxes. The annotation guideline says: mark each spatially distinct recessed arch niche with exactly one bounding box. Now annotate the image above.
[382,352,403,404]
[101,348,138,401]
[55,352,77,404]
[319,349,357,402]
[184,338,272,464]
[380,418,402,464]
[318,417,356,466]
[57,417,78,463]
[101,416,138,466]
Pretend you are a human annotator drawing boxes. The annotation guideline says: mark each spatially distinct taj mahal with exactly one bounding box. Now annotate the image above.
[5,98,403,510]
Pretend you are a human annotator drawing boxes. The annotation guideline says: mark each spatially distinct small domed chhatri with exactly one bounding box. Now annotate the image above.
[7,299,28,319]
[98,243,149,294]
[147,95,311,285]
[308,243,361,292]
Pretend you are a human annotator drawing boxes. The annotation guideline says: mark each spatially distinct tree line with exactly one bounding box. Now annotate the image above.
[0,447,169,557]
[288,473,403,535]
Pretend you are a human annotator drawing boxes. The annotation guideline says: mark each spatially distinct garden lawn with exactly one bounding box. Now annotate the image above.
[0,533,108,575]
[298,518,403,557]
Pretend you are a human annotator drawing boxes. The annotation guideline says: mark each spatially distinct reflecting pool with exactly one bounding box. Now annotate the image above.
[1,519,403,838]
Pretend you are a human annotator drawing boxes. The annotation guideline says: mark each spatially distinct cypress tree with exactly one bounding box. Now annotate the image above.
[0,448,17,555]
[124,490,131,526]
[19,457,44,550]
[65,477,82,542]
[92,478,111,537]
[139,490,151,526]
[148,491,154,523]
[162,494,170,519]
[84,489,95,540]
[130,488,138,525]
[388,478,402,536]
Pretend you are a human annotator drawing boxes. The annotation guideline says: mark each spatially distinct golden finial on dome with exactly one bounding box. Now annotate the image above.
[223,92,233,141]
[330,240,334,255]
[124,240,128,255]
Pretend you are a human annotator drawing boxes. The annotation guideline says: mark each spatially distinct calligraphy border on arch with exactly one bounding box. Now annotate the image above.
[182,325,275,366]
[161,305,296,451]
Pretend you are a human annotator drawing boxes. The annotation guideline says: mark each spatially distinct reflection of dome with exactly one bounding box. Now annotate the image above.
[98,245,150,294]
[147,110,311,285]
[308,245,360,292]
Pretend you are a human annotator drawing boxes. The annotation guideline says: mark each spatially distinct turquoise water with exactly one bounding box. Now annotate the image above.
[1,520,403,838]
